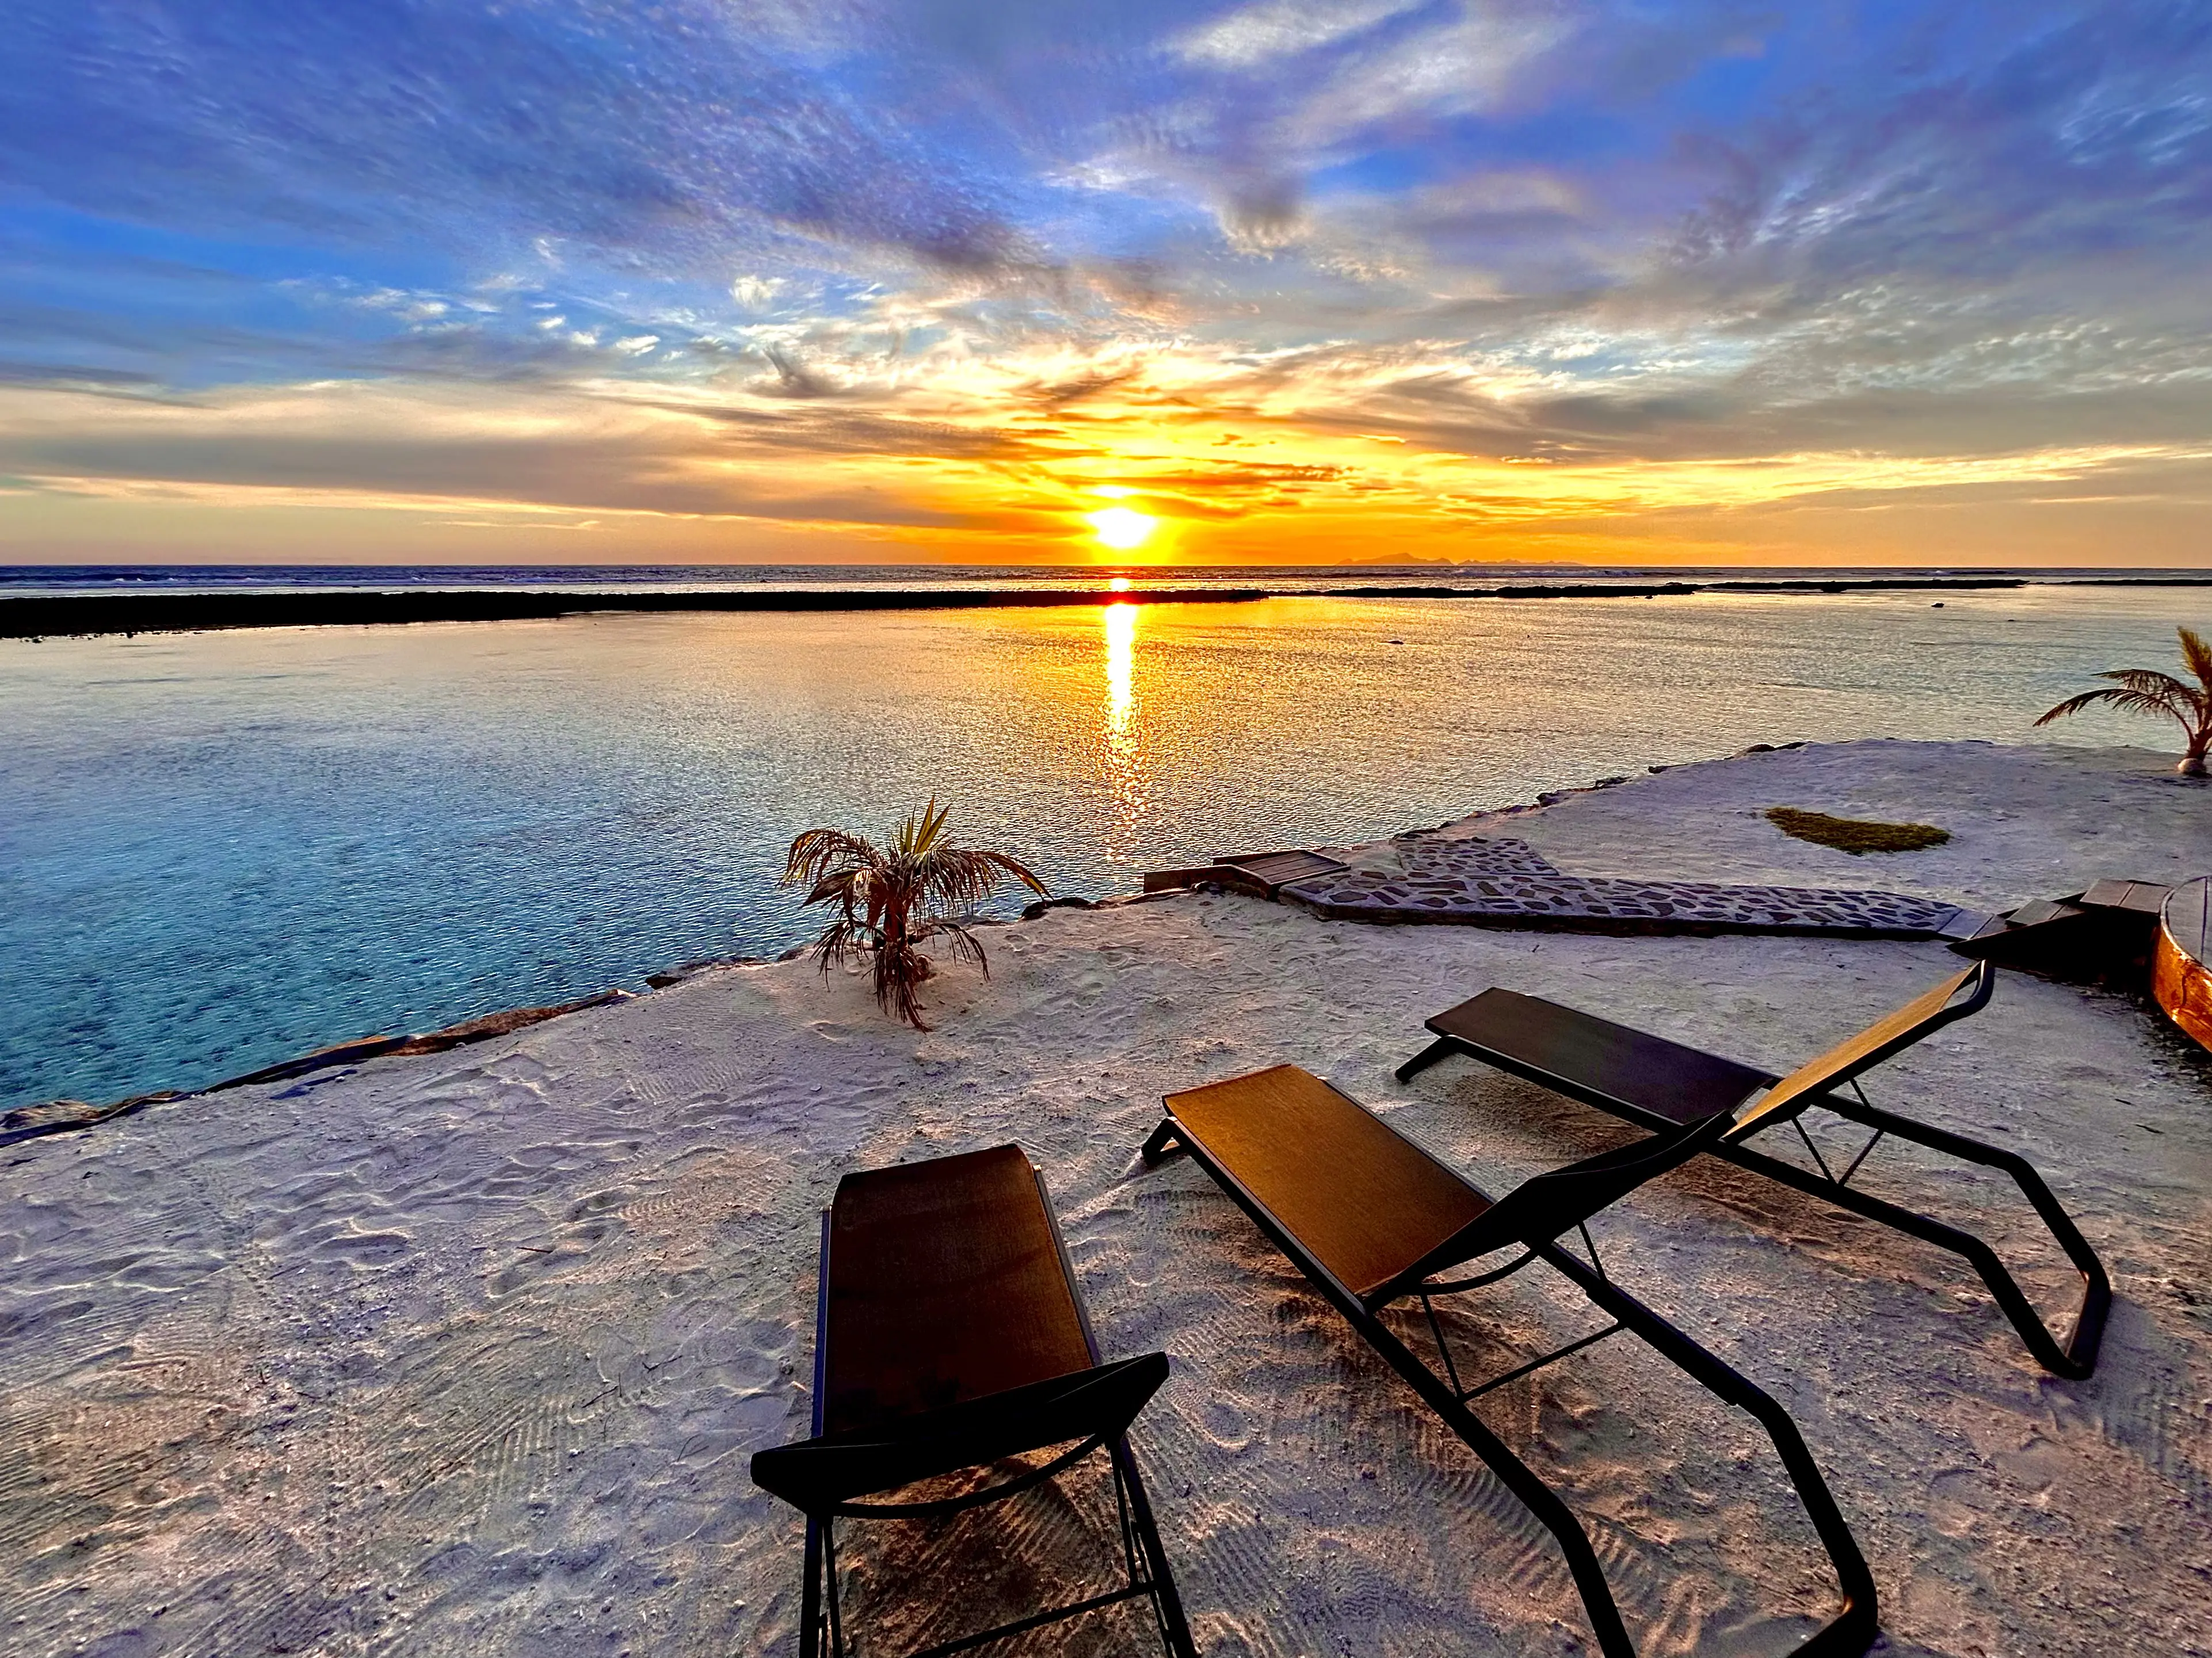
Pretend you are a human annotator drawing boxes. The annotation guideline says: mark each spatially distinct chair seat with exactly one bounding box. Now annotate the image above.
[822,1144,1095,1437]
[1164,1064,1491,1302]
[1426,988,1771,1125]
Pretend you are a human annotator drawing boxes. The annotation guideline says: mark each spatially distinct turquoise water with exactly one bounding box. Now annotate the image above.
[3,584,2204,1111]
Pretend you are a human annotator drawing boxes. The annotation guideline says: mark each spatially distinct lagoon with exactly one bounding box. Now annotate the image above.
[2,581,2203,1111]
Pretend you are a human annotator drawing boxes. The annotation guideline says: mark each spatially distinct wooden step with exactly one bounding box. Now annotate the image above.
[2005,897,2087,929]
[2078,878,2173,915]
[1214,849,1352,892]
[1952,880,2165,982]
[1142,848,1350,897]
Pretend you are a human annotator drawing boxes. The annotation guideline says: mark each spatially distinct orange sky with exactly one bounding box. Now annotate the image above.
[7,366,2206,568]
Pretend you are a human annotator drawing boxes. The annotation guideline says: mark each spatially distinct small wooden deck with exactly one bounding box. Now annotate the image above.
[1954,877,2173,981]
[1143,849,1349,897]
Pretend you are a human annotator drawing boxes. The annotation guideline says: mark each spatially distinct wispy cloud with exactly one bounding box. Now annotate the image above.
[1172,0,1428,71]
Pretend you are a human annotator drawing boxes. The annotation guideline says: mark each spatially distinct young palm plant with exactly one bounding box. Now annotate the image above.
[2034,625,2212,777]
[783,800,1050,1029]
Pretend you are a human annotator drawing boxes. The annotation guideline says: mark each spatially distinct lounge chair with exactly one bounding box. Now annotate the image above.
[1397,961,2110,1377]
[1142,1065,1876,1658]
[750,1144,1197,1658]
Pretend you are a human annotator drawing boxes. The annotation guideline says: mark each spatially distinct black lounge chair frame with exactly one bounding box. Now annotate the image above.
[1397,961,2110,1377]
[752,1148,1196,1658]
[1144,1068,1876,1658]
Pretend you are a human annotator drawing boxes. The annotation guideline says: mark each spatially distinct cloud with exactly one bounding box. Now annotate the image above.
[1,1,2209,563]
[1172,0,1427,70]
[1666,4,2212,290]
[1,2,1037,278]
[1280,2,1581,146]
[0,379,1043,527]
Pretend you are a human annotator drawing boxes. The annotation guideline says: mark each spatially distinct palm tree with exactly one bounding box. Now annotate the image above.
[783,800,1050,1029]
[2034,625,2212,776]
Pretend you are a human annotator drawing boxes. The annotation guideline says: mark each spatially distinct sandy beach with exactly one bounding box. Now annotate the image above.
[3,739,2207,1658]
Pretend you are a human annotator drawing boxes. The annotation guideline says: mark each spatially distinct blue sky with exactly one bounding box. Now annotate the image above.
[3,1,2209,564]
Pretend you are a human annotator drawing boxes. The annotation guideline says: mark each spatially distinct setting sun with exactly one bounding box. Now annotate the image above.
[1087,506,1156,551]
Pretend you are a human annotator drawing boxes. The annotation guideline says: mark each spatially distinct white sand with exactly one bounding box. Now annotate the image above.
[3,740,2208,1658]
[1450,738,2211,913]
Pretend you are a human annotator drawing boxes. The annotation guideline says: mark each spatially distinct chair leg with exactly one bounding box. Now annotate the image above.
[1794,1096,2112,1375]
[1719,1134,2108,1377]
[1395,1037,1458,1083]
[1141,1119,1187,1166]
[799,1516,823,1658]
[1409,1035,2112,1375]
[1160,1128,1634,1654]
[790,1446,1194,1658]
[1112,1437,1199,1658]
[819,1519,849,1658]
[1531,1239,1879,1657]
[1355,1312,1639,1656]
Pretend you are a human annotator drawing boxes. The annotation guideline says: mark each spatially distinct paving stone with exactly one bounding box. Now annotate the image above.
[1276,836,1967,939]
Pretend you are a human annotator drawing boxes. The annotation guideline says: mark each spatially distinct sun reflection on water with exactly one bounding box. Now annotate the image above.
[1100,602,1148,861]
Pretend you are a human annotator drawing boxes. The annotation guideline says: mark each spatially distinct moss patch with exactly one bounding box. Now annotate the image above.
[1765,806,1951,855]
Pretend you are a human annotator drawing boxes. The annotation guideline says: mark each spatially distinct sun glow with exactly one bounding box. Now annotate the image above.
[1099,602,1146,861]
[1088,506,1156,551]
[1104,603,1136,730]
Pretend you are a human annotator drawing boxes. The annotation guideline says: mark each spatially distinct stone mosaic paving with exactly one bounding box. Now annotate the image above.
[1395,836,1563,877]
[1276,835,1974,938]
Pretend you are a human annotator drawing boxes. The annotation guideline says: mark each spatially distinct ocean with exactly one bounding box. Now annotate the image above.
[3,571,2206,1112]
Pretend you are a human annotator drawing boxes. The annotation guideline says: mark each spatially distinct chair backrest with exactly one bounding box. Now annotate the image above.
[1726,961,1993,1142]
[1386,1110,1733,1301]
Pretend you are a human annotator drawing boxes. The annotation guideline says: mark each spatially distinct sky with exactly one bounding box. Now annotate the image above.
[2,1,2209,568]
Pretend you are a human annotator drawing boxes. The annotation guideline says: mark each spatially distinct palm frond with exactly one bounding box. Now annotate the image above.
[914,847,1045,915]
[803,871,858,908]
[2095,668,2192,703]
[2038,685,2195,724]
[807,913,878,977]
[783,827,882,888]
[972,847,1051,898]
[920,918,991,975]
[892,797,952,860]
[2097,687,2194,721]
[871,935,933,1028]
[2033,688,2121,726]
[2179,626,2212,695]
